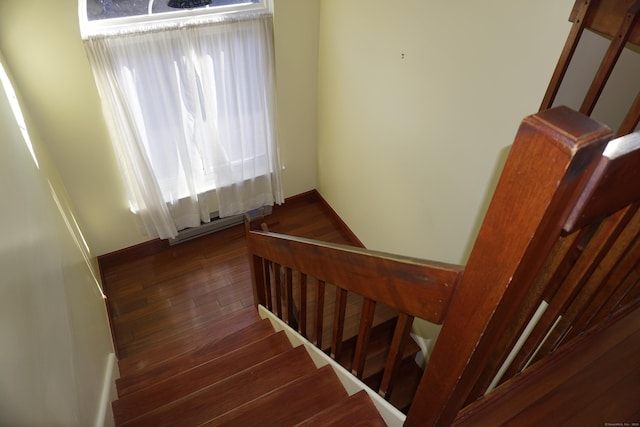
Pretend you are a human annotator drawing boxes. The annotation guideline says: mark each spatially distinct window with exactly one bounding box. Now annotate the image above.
[86,0,259,22]
[81,0,282,239]
[80,0,269,38]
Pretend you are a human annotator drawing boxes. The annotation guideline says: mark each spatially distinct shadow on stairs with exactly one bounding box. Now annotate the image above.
[112,307,390,426]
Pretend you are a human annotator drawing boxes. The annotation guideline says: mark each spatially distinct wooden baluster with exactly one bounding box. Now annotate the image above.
[617,91,640,137]
[314,280,326,349]
[565,208,640,335]
[540,0,591,111]
[285,267,298,329]
[299,273,308,338]
[256,221,275,311]
[580,1,640,116]
[331,288,348,360]
[379,313,414,400]
[615,277,640,309]
[274,262,283,319]
[244,213,267,308]
[248,255,266,309]
[263,260,273,311]
[567,206,640,336]
[501,209,633,381]
[352,298,377,378]
[592,263,640,325]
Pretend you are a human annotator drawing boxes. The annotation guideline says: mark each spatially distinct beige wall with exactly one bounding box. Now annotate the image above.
[554,29,640,132]
[2,0,631,263]
[273,0,321,198]
[0,0,320,256]
[0,51,116,427]
[316,0,576,265]
[0,1,144,256]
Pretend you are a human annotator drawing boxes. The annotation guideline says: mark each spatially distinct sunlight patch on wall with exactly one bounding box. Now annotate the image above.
[0,62,39,169]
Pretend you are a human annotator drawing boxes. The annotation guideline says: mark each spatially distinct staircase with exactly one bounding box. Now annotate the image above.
[112,307,393,426]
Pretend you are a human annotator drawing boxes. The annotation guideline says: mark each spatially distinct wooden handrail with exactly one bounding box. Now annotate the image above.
[245,227,462,324]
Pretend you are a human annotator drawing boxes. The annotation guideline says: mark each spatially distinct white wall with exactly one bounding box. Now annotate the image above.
[0,52,116,427]
[316,0,576,265]
[0,0,321,256]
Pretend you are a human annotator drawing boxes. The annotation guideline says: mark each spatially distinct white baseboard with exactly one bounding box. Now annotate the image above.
[95,353,119,427]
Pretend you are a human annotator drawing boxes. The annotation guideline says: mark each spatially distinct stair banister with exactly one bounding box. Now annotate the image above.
[244,210,464,407]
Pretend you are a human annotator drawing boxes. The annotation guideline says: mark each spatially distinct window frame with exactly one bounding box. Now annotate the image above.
[79,0,272,39]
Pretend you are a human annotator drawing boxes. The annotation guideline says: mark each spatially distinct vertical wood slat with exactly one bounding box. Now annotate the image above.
[615,276,640,308]
[244,212,267,309]
[539,0,591,111]
[379,313,414,400]
[274,263,283,319]
[285,267,295,326]
[481,231,582,385]
[263,260,273,311]
[331,288,348,360]
[537,213,628,331]
[250,255,267,309]
[352,298,377,378]
[566,211,640,337]
[595,264,640,321]
[541,226,596,303]
[617,91,640,137]
[494,231,585,382]
[536,208,640,359]
[502,207,634,380]
[579,2,640,116]
[490,230,581,371]
[314,280,326,349]
[600,252,640,316]
[567,207,640,333]
[565,208,640,330]
[299,273,308,338]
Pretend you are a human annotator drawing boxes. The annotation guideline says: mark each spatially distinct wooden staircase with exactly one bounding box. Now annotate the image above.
[107,3,640,424]
[112,307,389,426]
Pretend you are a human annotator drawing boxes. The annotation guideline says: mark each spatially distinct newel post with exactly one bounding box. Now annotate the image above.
[244,211,267,308]
[404,107,612,427]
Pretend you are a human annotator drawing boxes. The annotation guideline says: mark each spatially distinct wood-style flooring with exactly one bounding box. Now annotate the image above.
[101,191,360,359]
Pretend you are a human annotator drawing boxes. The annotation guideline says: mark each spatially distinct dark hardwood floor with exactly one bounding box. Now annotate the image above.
[101,191,361,359]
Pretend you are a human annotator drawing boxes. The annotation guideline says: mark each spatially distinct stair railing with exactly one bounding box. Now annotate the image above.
[244,213,463,402]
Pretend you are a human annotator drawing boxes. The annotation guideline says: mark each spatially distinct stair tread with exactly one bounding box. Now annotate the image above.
[117,306,262,376]
[113,331,292,425]
[294,390,387,427]
[119,345,317,427]
[203,365,349,426]
[116,317,274,396]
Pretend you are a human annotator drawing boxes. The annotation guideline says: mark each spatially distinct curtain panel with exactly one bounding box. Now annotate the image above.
[84,14,283,239]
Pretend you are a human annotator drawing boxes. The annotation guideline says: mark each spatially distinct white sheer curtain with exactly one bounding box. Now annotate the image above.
[84,14,283,239]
